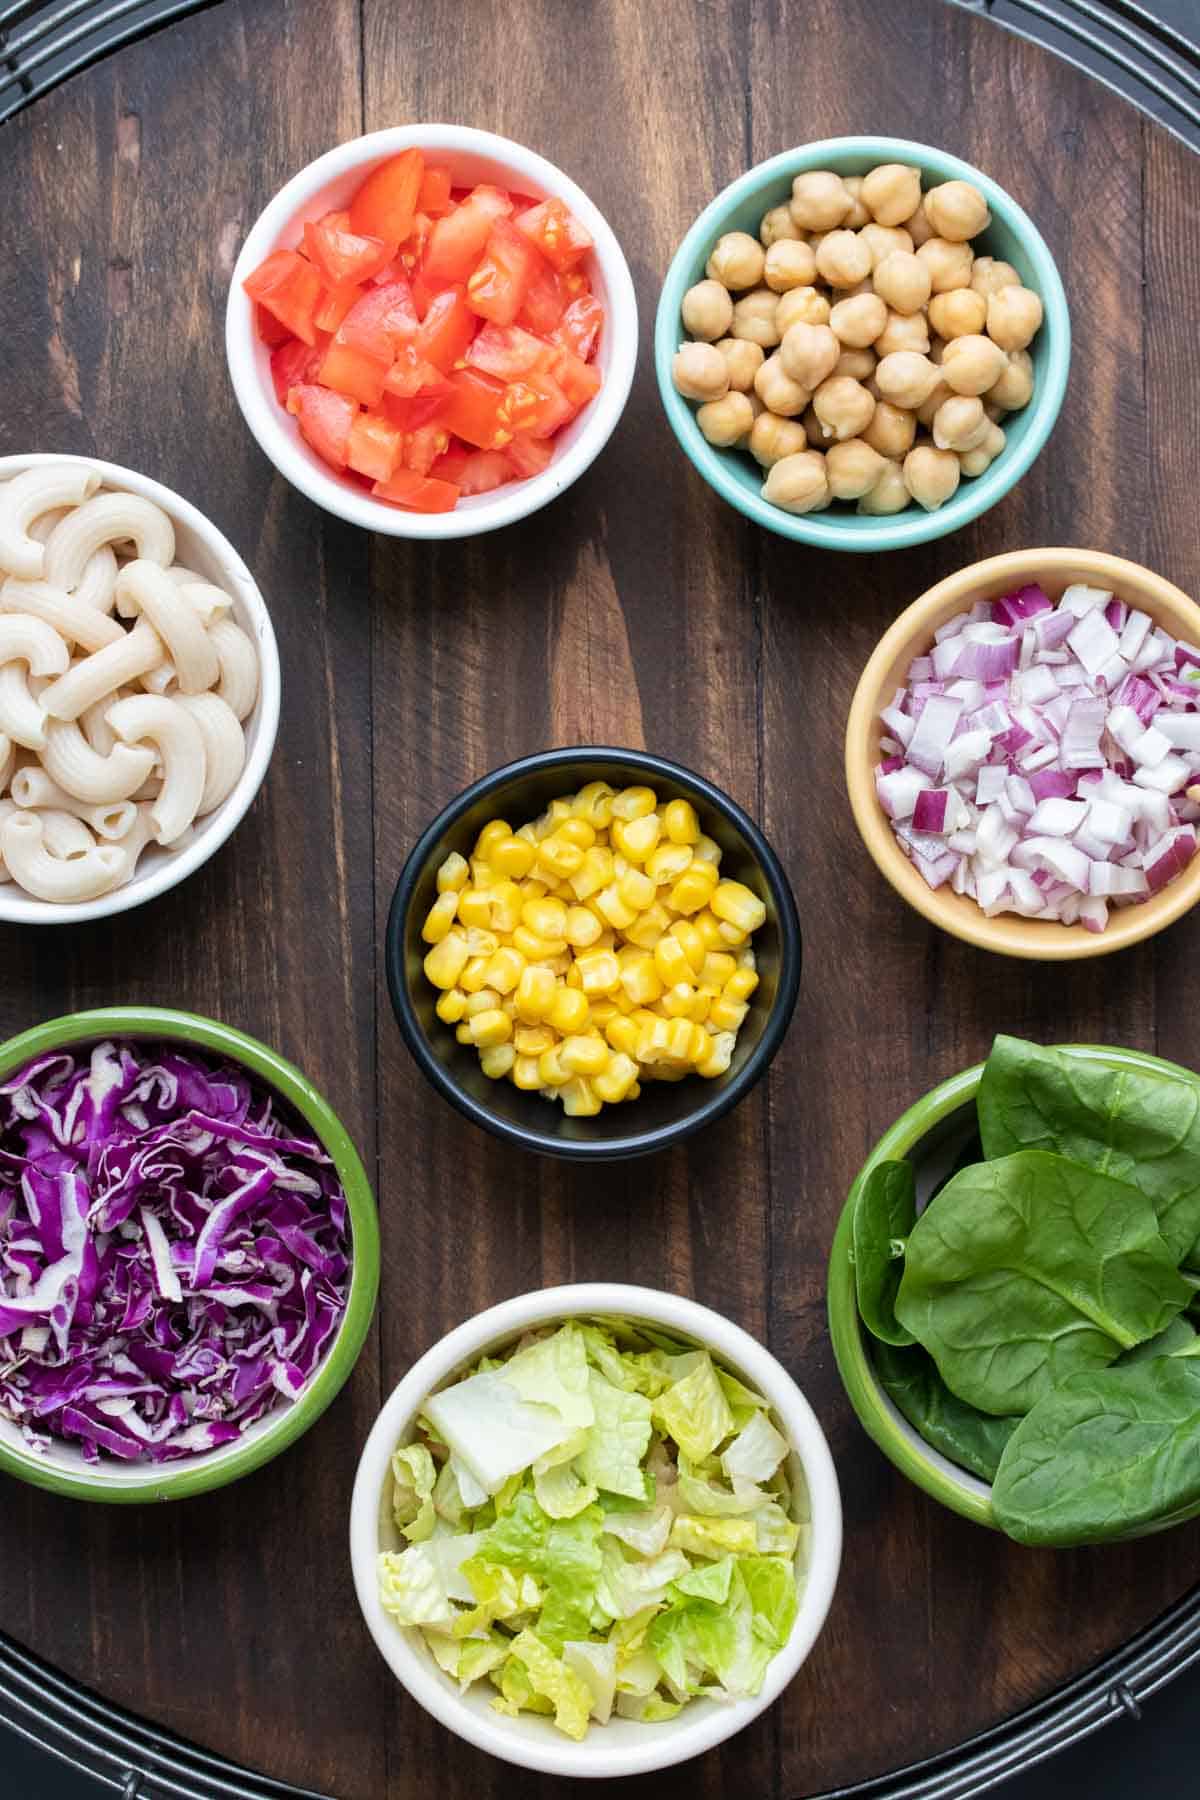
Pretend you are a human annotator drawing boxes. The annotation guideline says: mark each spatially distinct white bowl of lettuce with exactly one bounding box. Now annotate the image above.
[349,1283,841,1778]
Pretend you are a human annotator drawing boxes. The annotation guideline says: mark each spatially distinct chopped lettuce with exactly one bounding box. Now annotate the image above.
[391,1444,438,1542]
[652,1355,735,1462]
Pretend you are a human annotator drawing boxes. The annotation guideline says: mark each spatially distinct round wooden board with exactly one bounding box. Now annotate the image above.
[2,1,1199,1795]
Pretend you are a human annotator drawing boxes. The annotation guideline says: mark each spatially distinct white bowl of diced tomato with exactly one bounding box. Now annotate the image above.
[225,126,638,536]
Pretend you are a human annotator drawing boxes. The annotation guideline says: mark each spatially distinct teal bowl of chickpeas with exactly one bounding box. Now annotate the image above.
[654,136,1070,550]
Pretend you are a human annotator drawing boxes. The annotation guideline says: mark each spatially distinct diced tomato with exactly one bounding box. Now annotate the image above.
[399,422,451,475]
[383,345,452,398]
[382,390,448,431]
[349,148,424,245]
[413,285,475,372]
[337,279,419,358]
[437,368,508,450]
[513,197,593,273]
[430,444,471,484]
[417,166,453,215]
[304,210,397,286]
[523,368,574,439]
[318,340,390,406]
[505,433,555,479]
[550,294,604,362]
[421,185,513,285]
[455,451,511,496]
[346,411,404,482]
[466,218,543,327]
[516,261,567,335]
[371,467,460,512]
[256,304,292,347]
[550,346,603,411]
[313,278,364,334]
[270,337,324,405]
[243,250,322,345]
[286,384,357,471]
[464,321,553,381]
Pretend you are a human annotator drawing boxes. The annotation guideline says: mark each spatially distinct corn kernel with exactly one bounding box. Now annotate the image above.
[475,819,512,860]
[466,1008,512,1048]
[623,901,670,949]
[707,995,750,1033]
[455,1022,473,1044]
[617,868,655,912]
[537,834,585,879]
[697,1030,736,1078]
[488,879,523,934]
[577,949,621,995]
[618,953,664,1007]
[693,909,725,950]
[469,857,496,890]
[605,1016,640,1058]
[548,986,590,1034]
[693,834,723,867]
[512,1054,543,1090]
[437,850,469,892]
[701,952,738,988]
[557,817,595,850]
[560,1076,602,1116]
[589,998,620,1026]
[521,896,568,940]
[424,930,470,989]
[611,812,661,862]
[512,925,567,962]
[573,781,616,828]
[421,888,460,944]
[519,877,549,901]
[668,918,706,973]
[635,1016,671,1063]
[653,935,693,988]
[568,845,614,902]
[435,988,467,1024]
[565,962,583,989]
[717,922,748,947]
[479,1044,515,1080]
[464,927,499,957]
[464,987,501,1017]
[564,905,602,949]
[610,785,657,822]
[594,1053,639,1103]
[688,1025,714,1066]
[537,1045,570,1086]
[660,980,697,1019]
[688,990,712,1024]
[483,946,525,995]
[515,822,539,845]
[666,863,719,914]
[515,965,557,1021]
[490,834,536,879]
[663,798,701,845]
[594,883,638,931]
[711,879,767,933]
[514,1023,555,1055]
[725,967,759,1002]
[660,1018,700,1064]
[645,842,693,885]
[560,1034,609,1076]
[457,887,494,929]
[459,954,492,994]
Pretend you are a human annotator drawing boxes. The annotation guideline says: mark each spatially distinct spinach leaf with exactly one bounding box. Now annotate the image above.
[978,1035,1200,1267]
[852,1161,916,1347]
[992,1356,1200,1545]
[872,1340,1019,1483]
[894,1150,1191,1417]
[1118,1316,1198,1365]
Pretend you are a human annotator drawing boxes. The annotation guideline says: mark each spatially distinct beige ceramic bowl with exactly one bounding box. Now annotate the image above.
[845,548,1200,960]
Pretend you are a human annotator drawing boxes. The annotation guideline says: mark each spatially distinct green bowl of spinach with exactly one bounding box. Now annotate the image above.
[827,1036,1200,1547]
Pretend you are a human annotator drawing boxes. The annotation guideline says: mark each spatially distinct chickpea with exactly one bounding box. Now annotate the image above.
[928,288,987,340]
[941,333,1008,397]
[987,348,1035,410]
[903,198,935,248]
[754,352,810,417]
[861,223,914,265]
[915,376,952,428]
[776,285,831,332]
[875,309,930,357]
[903,444,961,511]
[916,237,974,292]
[875,350,942,408]
[986,285,1044,351]
[841,175,871,230]
[861,162,923,228]
[779,320,840,390]
[932,393,989,452]
[924,179,990,242]
[706,231,766,291]
[834,346,877,381]
[812,375,875,443]
[762,449,830,513]
[730,288,781,347]
[815,228,873,289]
[829,292,887,349]
[672,342,730,402]
[857,459,911,514]
[715,337,765,392]
[759,203,801,247]
[863,399,917,459]
[872,250,931,316]
[789,170,853,231]
[749,410,809,468]
[970,256,1021,298]
[959,421,1007,477]
[681,279,734,341]
[764,238,818,292]
[697,390,756,447]
[825,437,888,500]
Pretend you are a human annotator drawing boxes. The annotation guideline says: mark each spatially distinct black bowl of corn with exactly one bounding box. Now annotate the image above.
[385,746,802,1160]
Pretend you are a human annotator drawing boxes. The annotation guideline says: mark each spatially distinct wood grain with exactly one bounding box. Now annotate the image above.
[1,0,1199,1795]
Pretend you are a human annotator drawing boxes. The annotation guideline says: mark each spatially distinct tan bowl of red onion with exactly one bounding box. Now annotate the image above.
[845,549,1200,959]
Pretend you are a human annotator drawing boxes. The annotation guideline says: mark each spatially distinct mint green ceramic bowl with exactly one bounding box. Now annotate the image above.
[0,1007,379,1503]
[654,135,1070,551]
[827,1045,1195,1531]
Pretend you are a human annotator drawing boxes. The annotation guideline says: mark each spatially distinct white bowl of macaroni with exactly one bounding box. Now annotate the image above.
[0,454,280,923]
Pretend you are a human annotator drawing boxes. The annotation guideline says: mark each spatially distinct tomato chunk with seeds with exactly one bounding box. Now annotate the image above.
[438,368,509,449]
[318,340,389,406]
[244,250,322,345]
[349,148,424,245]
[413,285,475,371]
[271,338,324,405]
[371,467,460,511]
[466,218,543,327]
[287,384,357,470]
[304,211,396,286]
[417,166,453,215]
[465,322,553,381]
[454,450,512,495]
[550,294,604,362]
[337,279,419,357]
[505,433,555,479]
[421,185,513,286]
[346,411,404,482]
[514,197,593,272]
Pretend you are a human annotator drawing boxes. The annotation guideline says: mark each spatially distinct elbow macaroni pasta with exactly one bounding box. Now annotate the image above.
[0,472,260,903]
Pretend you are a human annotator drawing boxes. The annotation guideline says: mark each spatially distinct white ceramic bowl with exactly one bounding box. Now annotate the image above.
[349,1282,842,1779]
[226,126,639,540]
[0,453,280,926]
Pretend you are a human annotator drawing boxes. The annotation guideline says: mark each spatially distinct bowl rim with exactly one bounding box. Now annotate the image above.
[225,123,639,541]
[0,1006,379,1501]
[826,1042,1200,1528]
[844,547,1200,960]
[0,452,281,927]
[349,1280,842,1778]
[384,745,802,1159]
[653,133,1071,551]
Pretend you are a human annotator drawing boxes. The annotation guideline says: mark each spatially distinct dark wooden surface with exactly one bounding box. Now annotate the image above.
[1,1,1199,1795]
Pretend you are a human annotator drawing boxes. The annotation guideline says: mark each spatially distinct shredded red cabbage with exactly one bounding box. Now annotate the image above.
[0,1041,350,1464]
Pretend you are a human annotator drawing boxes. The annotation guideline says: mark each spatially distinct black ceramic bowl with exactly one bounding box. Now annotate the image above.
[385,747,802,1160]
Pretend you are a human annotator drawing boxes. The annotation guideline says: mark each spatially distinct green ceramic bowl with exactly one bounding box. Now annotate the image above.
[654,135,1071,551]
[0,1007,379,1502]
[827,1045,1197,1532]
